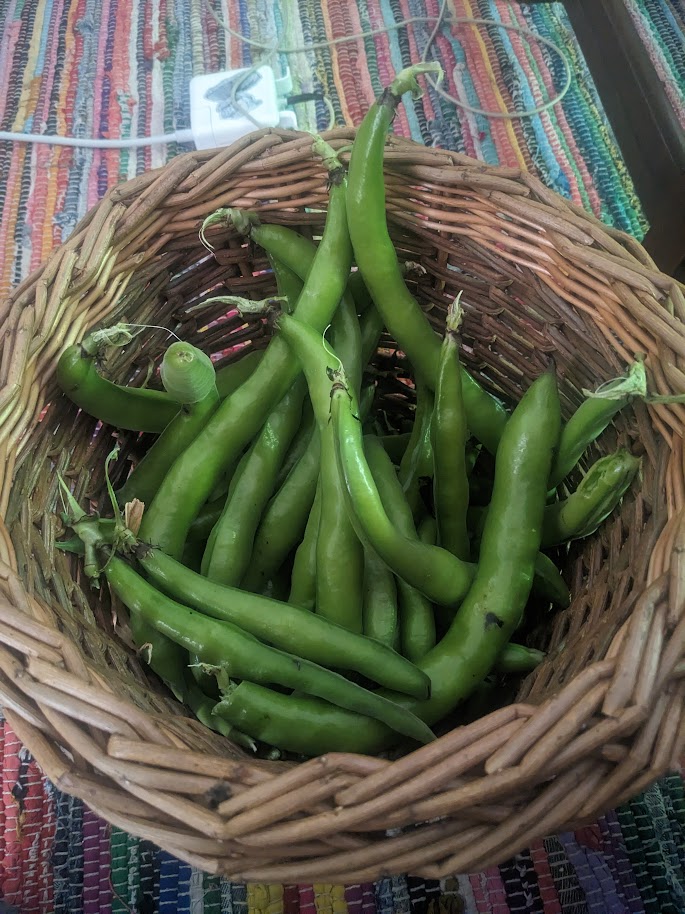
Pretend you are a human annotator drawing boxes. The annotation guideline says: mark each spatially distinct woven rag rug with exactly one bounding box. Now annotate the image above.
[1,0,685,911]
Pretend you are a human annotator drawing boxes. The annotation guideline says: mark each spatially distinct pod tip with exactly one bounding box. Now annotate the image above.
[445,290,464,335]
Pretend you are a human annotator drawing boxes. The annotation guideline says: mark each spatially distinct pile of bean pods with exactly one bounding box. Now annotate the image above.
[57,64,645,758]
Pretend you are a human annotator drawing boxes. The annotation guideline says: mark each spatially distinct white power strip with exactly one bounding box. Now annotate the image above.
[0,65,298,149]
[188,65,298,150]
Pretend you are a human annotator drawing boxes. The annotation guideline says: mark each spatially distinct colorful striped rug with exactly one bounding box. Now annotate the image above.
[1,1,684,912]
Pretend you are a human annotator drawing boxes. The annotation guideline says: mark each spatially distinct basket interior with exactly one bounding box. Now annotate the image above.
[4,157,668,755]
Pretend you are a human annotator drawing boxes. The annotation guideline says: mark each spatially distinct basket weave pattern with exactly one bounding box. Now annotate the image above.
[1,128,684,882]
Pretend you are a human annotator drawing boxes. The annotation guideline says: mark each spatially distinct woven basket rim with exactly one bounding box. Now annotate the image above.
[1,127,684,882]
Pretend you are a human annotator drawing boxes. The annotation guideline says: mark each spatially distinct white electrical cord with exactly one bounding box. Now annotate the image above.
[0,128,193,148]
[0,0,572,147]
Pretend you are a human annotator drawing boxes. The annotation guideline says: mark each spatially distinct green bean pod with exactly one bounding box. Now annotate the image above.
[205,380,306,586]
[346,64,443,388]
[118,394,219,507]
[249,377,375,601]
[543,449,640,546]
[215,349,264,399]
[398,380,434,490]
[201,447,252,575]
[360,304,385,368]
[315,296,364,632]
[460,372,508,457]
[269,256,304,310]
[139,140,352,559]
[200,257,304,575]
[465,508,570,609]
[531,553,571,607]
[495,643,546,675]
[187,651,220,698]
[181,669,239,739]
[159,342,217,405]
[56,344,179,433]
[118,343,221,506]
[362,545,400,651]
[346,63,508,452]
[550,360,646,488]
[186,495,225,544]
[359,383,377,428]
[131,613,236,738]
[267,303,363,631]
[130,616,238,739]
[274,402,316,490]
[214,682,386,756]
[238,221,376,338]
[239,221,317,281]
[104,556,434,743]
[399,365,561,726]
[471,449,640,549]
[316,424,364,631]
[431,298,470,561]
[240,425,321,595]
[364,435,435,661]
[129,612,187,701]
[288,480,322,611]
[417,514,437,545]
[347,270,373,314]
[331,292,362,397]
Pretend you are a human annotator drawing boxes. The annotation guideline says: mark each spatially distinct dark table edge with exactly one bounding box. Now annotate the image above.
[560,0,685,275]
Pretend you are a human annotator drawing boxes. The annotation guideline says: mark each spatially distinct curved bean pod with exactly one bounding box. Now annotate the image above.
[347,64,509,452]
[130,540,430,697]
[362,545,399,651]
[543,449,640,546]
[215,349,264,399]
[240,423,321,595]
[316,295,364,632]
[550,361,645,488]
[496,643,546,675]
[56,344,179,433]
[331,382,475,607]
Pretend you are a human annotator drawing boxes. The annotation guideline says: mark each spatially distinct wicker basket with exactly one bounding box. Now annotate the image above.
[1,127,684,883]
